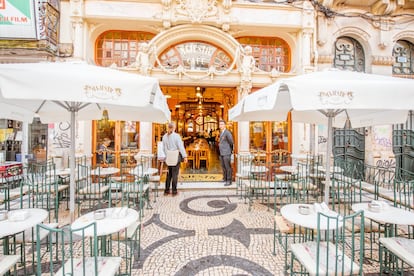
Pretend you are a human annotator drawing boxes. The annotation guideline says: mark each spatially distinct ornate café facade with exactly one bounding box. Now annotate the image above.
[0,0,413,173]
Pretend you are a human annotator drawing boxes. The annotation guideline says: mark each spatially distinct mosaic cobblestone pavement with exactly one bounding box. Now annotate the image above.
[134,190,277,276]
[131,189,382,276]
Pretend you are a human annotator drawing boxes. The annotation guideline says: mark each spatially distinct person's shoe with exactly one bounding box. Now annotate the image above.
[224,182,232,186]
[172,191,178,196]
[164,190,170,195]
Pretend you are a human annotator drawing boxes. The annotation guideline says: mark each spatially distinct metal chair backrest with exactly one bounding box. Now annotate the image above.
[315,210,365,276]
[36,222,99,276]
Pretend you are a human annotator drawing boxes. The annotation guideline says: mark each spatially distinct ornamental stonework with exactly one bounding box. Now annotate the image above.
[175,0,219,23]
[318,55,334,64]
[372,55,394,66]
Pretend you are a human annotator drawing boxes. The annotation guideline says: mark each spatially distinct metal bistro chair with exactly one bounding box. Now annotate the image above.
[77,164,111,214]
[290,210,365,276]
[379,237,414,275]
[26,161,66,222]
[235,153,254,199]
[110,211,142,274]
[121,176,150,220]
[36,222,122,276]
[273,199,314,274]
[289,162,319,204]
[245,160,272,211]
[0,254,20,276]
[392,179,414,238]
[0,165,27,210]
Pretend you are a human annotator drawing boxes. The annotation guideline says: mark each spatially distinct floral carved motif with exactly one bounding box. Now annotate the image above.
[175,0,218,23]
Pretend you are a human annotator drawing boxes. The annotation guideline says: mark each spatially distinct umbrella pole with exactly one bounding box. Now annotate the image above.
[324,115,333,205]
[69,109,76,222]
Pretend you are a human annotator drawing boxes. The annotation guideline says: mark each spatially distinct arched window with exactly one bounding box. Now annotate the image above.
[157,41,232,71]
[95,31,155,67]
[236,37,291,72]
[333,37,365,72]
[392,40,414,75]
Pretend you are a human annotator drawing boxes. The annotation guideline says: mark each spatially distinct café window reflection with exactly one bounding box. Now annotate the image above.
[121,121,139,150]
[250,121,266,151]
[272,121,288,151]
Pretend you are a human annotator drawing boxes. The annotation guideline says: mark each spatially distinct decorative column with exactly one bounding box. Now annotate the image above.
[301,1,315,72]
[238,122,250,153]
[236,86,250,153]
[139,122,153,154]
[70,0,84,59]
[302,29,313,70]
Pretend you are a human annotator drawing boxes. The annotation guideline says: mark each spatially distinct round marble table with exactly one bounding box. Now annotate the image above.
[0,208,48,238]
[352,202,414,226]
[281,203,340,230]
[71,207,139,237]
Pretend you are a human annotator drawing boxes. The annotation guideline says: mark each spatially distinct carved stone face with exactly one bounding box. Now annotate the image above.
[141,43,149,52]
[244,46,252,55]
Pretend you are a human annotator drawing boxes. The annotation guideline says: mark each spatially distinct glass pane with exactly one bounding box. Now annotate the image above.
[96,121,115,165]
[250,122,266,151]
[271,121,288,151]
[157,42,232,71]
[236,36,291,73]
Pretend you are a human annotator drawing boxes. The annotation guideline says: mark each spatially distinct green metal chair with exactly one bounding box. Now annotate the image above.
[110,214,142,275]
[0,254,20,276]
[36,222,122,275]
[290,210,365,276]
[392,179,414,239]
[137,154,158,202]
[17,162,60,273]
[120,177,149,220]
[235,152,253,199]
[77,164,111,213]
[379,237,414,275]
[273,209,314,275]
[0,165,27,210]
[290,163,319,204]
[26,161,61,222]
[243,160,273,211]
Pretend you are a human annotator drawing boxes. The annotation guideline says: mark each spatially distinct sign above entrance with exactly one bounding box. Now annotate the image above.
[158,41,232,72]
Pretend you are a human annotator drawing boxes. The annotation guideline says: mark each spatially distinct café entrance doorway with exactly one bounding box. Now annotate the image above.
[163,86,237,181]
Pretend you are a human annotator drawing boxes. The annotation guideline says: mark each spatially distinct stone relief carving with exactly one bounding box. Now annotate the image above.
[130,43,156,76]
[238,45,255,83]
[161,0,173,28]
[158,0,233,30]
[371,0,397,16]
[334,27,371,42]
[318,55,334,64]
[70,0,83,16]
[372,55,394,66]
[175,0,219,23]
[237,84,251,100]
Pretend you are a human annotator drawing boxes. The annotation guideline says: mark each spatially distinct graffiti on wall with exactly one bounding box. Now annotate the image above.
[318,136,327,144]
[375,158,396,169]
[372,126,392,150]
[52,122,71,148]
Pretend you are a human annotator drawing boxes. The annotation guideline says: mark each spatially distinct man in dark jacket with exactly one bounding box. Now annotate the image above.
[218,119,234,186]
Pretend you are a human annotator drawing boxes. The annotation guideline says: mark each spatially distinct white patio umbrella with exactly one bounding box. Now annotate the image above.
[0,61,170,221]
[229,69,414,203]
